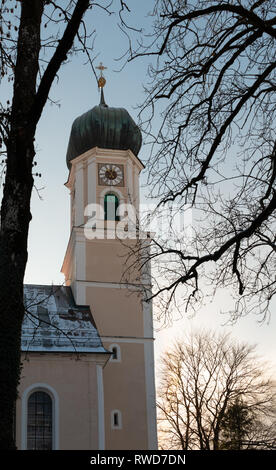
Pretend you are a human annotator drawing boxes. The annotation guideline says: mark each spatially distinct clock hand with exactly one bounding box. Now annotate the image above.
[109,169,117,180]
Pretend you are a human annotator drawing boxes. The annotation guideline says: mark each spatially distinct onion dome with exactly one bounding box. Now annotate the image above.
[66,68,142,168]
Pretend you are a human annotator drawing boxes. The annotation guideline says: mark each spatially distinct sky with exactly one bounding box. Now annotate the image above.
[0,0,275,376]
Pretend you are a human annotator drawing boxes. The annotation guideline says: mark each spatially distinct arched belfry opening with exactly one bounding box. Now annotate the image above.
[104,193,120,221]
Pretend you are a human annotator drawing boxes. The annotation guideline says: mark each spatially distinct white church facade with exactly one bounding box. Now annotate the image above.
[15,76,158,450]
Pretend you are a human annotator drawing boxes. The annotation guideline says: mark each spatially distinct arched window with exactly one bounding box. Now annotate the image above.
[109,343,121,362]
[104,193,119,221]
[111,410,122,430]
[111,346,118,360]
[27,391,53,450]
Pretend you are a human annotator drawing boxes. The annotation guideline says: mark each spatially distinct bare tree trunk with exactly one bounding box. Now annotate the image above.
[0,0,43,449]
[0,0,91,449]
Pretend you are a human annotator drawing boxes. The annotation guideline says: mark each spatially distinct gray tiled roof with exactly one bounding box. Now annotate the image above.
[22,284,107,354]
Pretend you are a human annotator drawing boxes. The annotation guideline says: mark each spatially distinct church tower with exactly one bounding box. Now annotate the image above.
[61,67,157,450]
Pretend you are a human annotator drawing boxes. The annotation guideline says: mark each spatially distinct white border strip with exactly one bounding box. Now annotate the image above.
[96,365,105,450]
[144,342,158,449]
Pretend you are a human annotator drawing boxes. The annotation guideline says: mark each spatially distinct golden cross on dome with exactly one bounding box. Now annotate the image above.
[96,62,107,88]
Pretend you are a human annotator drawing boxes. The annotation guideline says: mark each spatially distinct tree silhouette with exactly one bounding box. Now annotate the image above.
[126,0,276,323]
[0,0,130,449]
[157,330,276,450]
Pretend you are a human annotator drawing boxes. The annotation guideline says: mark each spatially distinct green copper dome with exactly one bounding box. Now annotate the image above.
[66,94,142,168]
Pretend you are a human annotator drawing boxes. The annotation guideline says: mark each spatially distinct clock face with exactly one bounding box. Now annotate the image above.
[98,163,124,186]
